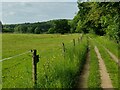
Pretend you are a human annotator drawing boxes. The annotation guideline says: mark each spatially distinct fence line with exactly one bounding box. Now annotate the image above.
[2,35,83,88]
[1,36,83,63]
[0,51,31,62]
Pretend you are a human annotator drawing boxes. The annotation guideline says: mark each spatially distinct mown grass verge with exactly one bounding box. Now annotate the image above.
[91,35,119,59]
[87,38,101,89]
[93,38,118,89]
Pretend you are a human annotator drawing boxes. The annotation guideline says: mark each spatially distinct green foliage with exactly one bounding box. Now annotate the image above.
[27,26,35,33]
[3,24,15,33]
[2,19,71,34]
[48,28,55,34]
[72,2,119,42]
[14,25,27,33]
[53,19,70,34]
[34,26,42,34]
[69,15,80,33]
[75,20,82,33]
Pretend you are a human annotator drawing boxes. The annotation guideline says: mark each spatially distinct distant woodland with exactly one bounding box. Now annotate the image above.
[2,19,71,34]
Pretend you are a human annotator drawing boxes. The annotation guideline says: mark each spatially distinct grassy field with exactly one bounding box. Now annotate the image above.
[89,35,119,89]
[88,39,101,88]
[93,38,118,88]
[2,33,119,88]
[2,33,88,88]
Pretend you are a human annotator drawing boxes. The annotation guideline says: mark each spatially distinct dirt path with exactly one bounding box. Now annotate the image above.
[77,47,90,88]
[94,46,113,88]
[104,47,119,64]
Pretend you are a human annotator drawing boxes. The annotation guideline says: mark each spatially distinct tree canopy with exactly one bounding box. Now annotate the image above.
[48,19,70,34]
[70,1,120,43]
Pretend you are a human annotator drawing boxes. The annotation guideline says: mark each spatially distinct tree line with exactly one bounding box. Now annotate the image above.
[2,19,70,34]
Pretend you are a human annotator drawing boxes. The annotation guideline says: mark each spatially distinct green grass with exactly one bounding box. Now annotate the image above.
[88,34,118,88]
[2,33,118,88]
[89,35,118,88]
[38,37,88,88]
[90,35,119,59]
[93,39,118,88]
[0,62,1,89]
[2,34,80,58]
[64,36,88,88]
[2,33,88,88]
[87,38,101,88]
[119,44,120,90]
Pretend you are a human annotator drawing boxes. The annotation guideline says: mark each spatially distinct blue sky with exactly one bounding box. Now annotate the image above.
[2,2,78,24]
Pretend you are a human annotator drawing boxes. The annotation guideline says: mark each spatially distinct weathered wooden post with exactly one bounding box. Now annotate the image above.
[0,21,2,33]
[73,39,75,46]
[80,34,83,41]
[62,42,65,58]
[78,37,80,43]
[87,36,89,46]
[32,49,39,88]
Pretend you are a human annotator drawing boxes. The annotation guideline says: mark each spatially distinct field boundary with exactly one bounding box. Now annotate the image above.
[2,35,84,88]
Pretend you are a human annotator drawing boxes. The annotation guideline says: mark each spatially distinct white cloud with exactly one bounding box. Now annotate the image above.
[9,11,15,15]
[0,2,2,21]
[19,2,32,6]
[2,2,78,24]
[1,0,77,2]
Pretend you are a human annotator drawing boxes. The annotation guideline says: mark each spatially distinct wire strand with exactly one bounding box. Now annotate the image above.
[0,51,31,62]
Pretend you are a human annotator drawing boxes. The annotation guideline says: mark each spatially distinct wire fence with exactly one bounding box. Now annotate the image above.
[2,34,84,88]
[1,34,84,70]
[1,34,83,62]
[0,51,31,62]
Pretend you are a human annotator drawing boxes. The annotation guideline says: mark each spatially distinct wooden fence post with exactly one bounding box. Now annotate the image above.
[81,34,83,41]
[73,39,75,46]
[62,43,65,57]
[32,49,39,88]
[87,36,89,46]
[78,37,80,43]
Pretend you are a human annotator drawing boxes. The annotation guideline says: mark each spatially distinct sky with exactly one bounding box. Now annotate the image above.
[0,2,1,21]
[1,0,78,24]
[1,0,78,2]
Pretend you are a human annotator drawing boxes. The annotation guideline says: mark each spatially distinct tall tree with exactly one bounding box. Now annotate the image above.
[54,19,70,34]
[14,25,27,33]
[72,1,120,42]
